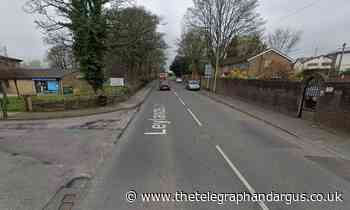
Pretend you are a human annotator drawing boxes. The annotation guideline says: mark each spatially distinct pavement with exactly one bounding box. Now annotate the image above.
[200,90,350,160]
[75,82,350,210]
[0,84,153,210]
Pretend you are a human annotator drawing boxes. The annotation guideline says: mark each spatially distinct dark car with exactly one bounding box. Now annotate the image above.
[159,80,171,91]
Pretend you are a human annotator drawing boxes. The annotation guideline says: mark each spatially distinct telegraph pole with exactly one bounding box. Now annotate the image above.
[337,43,347,76]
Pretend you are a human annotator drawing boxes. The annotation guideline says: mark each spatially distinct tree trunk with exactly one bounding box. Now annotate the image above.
[213,52,220,93]
[14,80,20,97]
[0,81,8,120]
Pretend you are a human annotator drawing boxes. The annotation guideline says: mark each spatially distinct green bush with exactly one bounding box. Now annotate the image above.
[103,86,129,96]
[341,69,350,76]
[7,97,26,112]
[32,95,65,103]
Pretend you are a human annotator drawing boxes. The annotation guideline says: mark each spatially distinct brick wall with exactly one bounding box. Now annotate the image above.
[248,51,292,78]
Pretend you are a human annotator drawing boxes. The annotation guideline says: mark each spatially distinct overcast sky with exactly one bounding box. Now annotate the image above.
[1,0,349,65]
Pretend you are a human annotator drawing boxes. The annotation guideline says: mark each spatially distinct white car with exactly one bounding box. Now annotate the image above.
[176,78,183,83]
[186,80,201,91]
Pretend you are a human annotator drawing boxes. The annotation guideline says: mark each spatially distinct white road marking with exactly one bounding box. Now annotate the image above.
[173,91,187,106]
[173,90,202,127]
[179,98,186,106]
[144,105,170,135]
[187,108,203,127]
[144,131,167,135]
[216,145,270,210]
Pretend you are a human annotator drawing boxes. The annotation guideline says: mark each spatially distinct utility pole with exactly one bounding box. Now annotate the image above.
[337,43,347,76]
[3,46,8,57]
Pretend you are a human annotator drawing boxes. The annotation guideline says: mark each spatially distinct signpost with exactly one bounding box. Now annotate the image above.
[205,64,213,89]
[110,78,125,87]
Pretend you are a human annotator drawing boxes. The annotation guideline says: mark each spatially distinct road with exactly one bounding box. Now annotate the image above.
[76,81,350,210]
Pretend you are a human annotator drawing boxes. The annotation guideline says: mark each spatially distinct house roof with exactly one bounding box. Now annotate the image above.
[0,55,23,62]
[222,57,248,66]
[294,55,333,64]
[247,48,294,63]
[0,68,65,80]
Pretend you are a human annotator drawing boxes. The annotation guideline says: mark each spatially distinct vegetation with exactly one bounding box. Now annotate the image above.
[46,44,76,71]
[25,0,128,93]
[267,28,302,54]
[227,34,267,61]
[176,27,207,76]
[6,97,26,112]
[186,0,264,91]
[226,69,249,80]
[170,56,190,77]
[105,6,167,85]
[26,1,166,94]
[341,69,350,76]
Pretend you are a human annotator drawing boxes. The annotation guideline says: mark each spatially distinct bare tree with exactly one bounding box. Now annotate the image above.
[187,0,264,92]
[46,44,76,71]
[267,28,302,54]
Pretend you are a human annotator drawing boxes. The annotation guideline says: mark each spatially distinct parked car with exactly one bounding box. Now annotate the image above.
[186,80,201,91]
[176,77,183,83]
[159,80,171,91]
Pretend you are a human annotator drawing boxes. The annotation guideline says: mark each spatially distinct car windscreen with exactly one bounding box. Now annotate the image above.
[189,81,199,84]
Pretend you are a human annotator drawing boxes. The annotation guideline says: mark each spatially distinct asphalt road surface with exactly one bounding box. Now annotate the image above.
[76,82,350,210]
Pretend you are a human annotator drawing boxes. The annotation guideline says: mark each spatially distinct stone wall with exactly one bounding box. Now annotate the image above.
[314,82,350,132]
[202,78,350,133]
[204,78,303,117]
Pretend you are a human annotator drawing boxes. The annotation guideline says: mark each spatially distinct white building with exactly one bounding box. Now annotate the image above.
[294,56,333,73]
[328,49,350,72]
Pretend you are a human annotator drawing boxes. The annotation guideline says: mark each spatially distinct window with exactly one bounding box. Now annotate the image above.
[307,63,318,67]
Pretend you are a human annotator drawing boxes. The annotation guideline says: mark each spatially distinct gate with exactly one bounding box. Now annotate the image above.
[298,76,325,118]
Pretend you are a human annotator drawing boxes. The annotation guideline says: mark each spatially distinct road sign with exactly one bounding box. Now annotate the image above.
[110,78,125,87]
[205,64,213,78]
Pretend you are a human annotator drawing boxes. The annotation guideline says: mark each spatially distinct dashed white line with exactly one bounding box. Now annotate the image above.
[179,98,186,106]
[216,145,270,210]
[174,91,187,106]
[173,90,202,127]
[187,108,203,127]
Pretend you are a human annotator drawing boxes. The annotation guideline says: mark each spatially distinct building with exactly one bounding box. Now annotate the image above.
[0,56,65,96]
[0,68,65,96]
[221,57,249,77]
[327,48,350,73]
[0,55,22,69]
[293,55,333,78]
[293,57,311,73]
[247,49,294,79]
